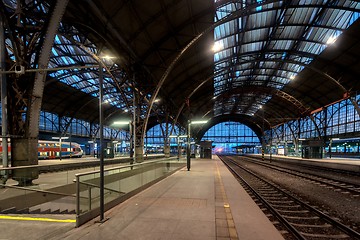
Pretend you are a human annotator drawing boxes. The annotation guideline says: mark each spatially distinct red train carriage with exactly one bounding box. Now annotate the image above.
[0,140,83,159]
[38,140,83,159]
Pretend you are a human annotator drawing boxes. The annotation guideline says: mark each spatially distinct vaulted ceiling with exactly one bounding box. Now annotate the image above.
[3,0,360,133]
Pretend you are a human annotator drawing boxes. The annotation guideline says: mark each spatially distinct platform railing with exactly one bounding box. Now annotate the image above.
[75,157,186,227]
[0,183,77,214]
[0,164,86,215]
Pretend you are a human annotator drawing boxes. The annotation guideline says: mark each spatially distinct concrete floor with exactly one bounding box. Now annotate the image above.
[0,157,284,240]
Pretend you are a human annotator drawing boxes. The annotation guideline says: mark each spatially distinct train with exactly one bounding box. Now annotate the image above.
[0,140,83,159]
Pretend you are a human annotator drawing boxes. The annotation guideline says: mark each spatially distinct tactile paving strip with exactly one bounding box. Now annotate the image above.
[215,161,239,240]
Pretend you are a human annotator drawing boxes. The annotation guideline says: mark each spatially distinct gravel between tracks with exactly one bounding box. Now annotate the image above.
[237,160,360,231]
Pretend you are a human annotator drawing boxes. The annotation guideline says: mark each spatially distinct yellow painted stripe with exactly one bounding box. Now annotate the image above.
[0,215,75,223]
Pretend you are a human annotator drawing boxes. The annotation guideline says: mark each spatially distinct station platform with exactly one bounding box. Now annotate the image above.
[0,156,284,240]
[254,153,360,164]
[250,154,360,172]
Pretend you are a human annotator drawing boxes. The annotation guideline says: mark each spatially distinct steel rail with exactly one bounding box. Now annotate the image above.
[218,155,305,240]
[219,155,360,240]
[240,156,360,196]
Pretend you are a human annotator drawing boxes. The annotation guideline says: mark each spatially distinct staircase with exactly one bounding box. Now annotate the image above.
[0,184,77,215]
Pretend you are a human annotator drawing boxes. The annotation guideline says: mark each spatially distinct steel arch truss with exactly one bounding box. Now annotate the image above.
[213,0,360,122]
[214,85,310,117]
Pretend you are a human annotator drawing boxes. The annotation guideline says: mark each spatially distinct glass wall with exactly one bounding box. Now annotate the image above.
[268,94,360,158]
[201,121,260,154]
[0,106,126,141]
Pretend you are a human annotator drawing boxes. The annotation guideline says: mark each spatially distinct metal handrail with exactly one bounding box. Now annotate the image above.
[74,157,177,178]
[1,165,41,171]
[0,183,76,198]
[0,154,167,171]
[77,181,125,195]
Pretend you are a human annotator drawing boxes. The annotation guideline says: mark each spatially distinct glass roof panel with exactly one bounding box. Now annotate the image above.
[213,1,360,116]
[45,29,134,109]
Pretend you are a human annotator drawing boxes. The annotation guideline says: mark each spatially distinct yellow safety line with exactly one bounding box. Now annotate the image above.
[0,215,76,223]
[215,160,239,239]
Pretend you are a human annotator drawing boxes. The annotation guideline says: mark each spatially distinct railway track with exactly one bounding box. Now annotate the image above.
[247,155,360,177]
[237,156,360,198]
[218,155,360,240]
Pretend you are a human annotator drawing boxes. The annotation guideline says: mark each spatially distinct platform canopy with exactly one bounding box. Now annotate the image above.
[2,0,360,130]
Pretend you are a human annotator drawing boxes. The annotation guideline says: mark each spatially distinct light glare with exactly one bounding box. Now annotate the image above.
[326,36,337,45]
[102,55,116,60]
[191,120,208,124]
[113,121,130,125]
[212,42,223,52]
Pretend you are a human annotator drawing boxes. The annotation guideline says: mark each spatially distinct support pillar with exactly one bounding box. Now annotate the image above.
[129,121,134,163]
[9,0,69,185]
[135,146,144,162]
[164,145,170,158]
[11,138,38,186]
[177,137,181,160]
[294,139,299,157]
[0,13,8,184]
[133,87,144,163]
[187,120,191,170]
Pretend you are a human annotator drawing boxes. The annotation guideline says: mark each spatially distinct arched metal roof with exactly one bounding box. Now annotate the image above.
[212,1,360,126]
[2,0,360,130]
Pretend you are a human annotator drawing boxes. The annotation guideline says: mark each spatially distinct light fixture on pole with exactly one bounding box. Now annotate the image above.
[98,61,105,222]
[97,53,118,222]
[187,119,208,171]
[97,54,117,223]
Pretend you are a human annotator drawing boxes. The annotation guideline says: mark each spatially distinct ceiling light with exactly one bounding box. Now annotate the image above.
[190,120,208,125]
[290,75,296,80]
[101,55,116,60]
[212,41,223,52]
[113,121,130,125]
[326,36,337,45]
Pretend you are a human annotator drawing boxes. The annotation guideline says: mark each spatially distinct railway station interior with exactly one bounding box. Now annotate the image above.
[1,1,360,239]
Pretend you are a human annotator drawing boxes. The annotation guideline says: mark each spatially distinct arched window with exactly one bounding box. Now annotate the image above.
[201,121,260,154]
